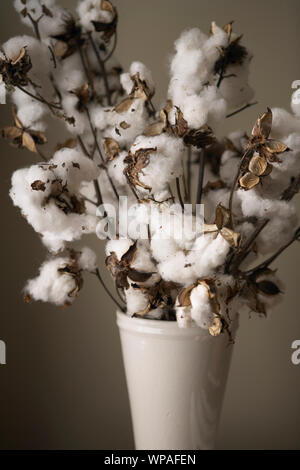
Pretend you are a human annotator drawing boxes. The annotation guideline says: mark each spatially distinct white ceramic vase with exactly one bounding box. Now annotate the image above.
[117,312,236,450]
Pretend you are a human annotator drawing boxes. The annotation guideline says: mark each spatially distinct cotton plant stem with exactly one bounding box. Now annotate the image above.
[77,135,104,207]
[226,102,258,118]
[186,147,192,203]
[176,177,184,210]
[94,268,125,312]
[244,226,300,276]
[77,39,94,93]
[16,85,62,111]
[84,106,119,200]
[229,219,269,273]
[103,31,118,63]
[89,33,112,106]
[27,13,42,41]
[196,150,205,205]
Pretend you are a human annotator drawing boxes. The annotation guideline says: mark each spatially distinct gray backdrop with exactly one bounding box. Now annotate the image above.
[0,0,299,449]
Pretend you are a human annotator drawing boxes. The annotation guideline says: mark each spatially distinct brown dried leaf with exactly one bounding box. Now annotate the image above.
[54,138,77,152]
[11,47,26,66]
[114,97,135,114]
[101,0,115,15]
[220,227,240,247]
[264,139,289,154]
[252,108,272,139]
[203,224,218,233]
[215,203,231,230]
[144,121,166,137]
[42,4,53,17]
[248,154,267,176]
[31,180,46,191]
[121,242,137,265]
[256,280,280,296]
[127,268,152,283]
[103,137,120,160]
[184,125,215,148]
[53,40,69,58]
[22,131,37,153]
[239,172,260,190]
[120,121,130,129]
[2,126,23,141]
[177,285,194,307]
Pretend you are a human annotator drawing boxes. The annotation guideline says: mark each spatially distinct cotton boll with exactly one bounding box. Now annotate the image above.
[25,256,80,306]
[61,93,89,135]
[93,98,149,148]
[14,0,67,37]
[55,53,86,93]
[12,87,47,130]
[105,239,133,260]
[130,134,184,193]
[227,129,248,152]
[107,151,128,187]
[203,187,231,223]
[10,153,100,252]
[176,306,193,328]
[270,108,300,140]
[264,133,300,198]
[125,285,149,316]
[78,247,97,272]
[190,284,214,329]
[219,58,254,110]
[129,61,155,94]
[51,148,100,192]
[237,188,298,254]
[191,233,230,278]
[77,0,114,32]
[151,236,179,263]
[158,251,196,286]
[168,27,228,128]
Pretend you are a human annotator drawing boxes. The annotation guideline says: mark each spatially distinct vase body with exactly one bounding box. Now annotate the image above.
[117,312,236,450]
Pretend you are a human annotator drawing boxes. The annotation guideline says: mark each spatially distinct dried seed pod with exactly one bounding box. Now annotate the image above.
[239,172,260,190]
[209,317,223,337]
[261,163,273,176]
[248,154,267,176]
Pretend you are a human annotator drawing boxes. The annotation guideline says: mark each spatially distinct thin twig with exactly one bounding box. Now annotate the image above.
[27,13,43,41]
[244,226,300,276]
[176,177,184,210]
[16,85,62,110]
[94,268,125,312]
[103,31,118,63]
[89,33,112,106]
[226,102,258,119]
[229,219,269,273]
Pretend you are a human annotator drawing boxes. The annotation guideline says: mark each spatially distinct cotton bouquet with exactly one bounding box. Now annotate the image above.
[2,0,299,342]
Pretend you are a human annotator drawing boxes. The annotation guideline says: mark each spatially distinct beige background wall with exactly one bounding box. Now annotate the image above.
[0,0,299,449]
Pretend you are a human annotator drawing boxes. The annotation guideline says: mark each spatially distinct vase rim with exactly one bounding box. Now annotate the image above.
[116,311,209,338]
